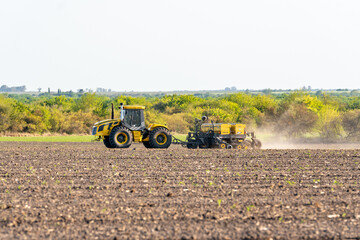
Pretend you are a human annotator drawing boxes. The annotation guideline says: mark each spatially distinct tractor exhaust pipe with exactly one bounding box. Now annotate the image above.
[111,103,114,119]
[119,103,125,121]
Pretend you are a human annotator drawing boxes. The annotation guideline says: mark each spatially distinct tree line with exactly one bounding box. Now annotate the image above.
[0,85,26,92]
[1,92,360,140]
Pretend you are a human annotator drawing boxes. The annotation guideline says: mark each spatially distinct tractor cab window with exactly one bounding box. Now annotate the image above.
[123,109,143,128]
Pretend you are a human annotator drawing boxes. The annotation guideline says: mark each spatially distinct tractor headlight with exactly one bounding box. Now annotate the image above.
[92,126,98,135]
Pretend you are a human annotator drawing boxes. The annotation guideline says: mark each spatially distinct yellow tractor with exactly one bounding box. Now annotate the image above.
[92,103,172,148]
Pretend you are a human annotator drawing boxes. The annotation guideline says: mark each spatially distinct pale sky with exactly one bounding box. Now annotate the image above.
[0,0,359,92]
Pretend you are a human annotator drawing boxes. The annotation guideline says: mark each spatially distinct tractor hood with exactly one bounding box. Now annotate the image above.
[93,119,120,127]
[92,119,120,136]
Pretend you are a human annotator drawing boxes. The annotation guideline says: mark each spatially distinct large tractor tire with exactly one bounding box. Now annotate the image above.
[143,141,152,148]
[109,126,132,148]
[103,136,115,148]
[149,127,172,148]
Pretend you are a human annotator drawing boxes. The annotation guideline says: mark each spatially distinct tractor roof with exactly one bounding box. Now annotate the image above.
[123,105,145,110]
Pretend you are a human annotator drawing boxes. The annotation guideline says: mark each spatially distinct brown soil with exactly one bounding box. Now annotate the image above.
[0,142,359,239]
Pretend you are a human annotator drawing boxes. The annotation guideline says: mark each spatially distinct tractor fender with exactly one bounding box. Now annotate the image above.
[147,124,169,131]
[142,124,169,142]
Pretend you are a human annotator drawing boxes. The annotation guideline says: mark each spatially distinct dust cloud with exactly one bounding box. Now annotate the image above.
[254,128,360,150]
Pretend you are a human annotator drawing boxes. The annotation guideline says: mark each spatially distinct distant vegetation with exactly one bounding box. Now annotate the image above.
[1,91,360,141]
[0,85,26,93]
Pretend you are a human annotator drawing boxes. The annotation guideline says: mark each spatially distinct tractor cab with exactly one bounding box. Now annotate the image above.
[121,105,146,130]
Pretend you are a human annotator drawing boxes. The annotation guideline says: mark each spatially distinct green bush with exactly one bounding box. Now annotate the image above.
[342,109,360,140]
[316,106,343,140]
[276,103,318,138]
[0,96,12,132]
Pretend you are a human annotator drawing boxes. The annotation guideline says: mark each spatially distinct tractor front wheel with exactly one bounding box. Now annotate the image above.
[149,127,172,148]
[109,126,132,148]
[103,136,115,148]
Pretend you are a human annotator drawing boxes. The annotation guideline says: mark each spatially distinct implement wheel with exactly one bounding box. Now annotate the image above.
[103,136,115,148]
[199,140,210,149]
[220,143,227,149]
[251,139,262,149]
[109,126,132,148]
[149,127,172,148]
[243,140,252,149]
[186,142,198,149]
[238,140,252,150]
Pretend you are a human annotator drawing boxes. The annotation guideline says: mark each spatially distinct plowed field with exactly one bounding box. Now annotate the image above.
[0,142,359,239]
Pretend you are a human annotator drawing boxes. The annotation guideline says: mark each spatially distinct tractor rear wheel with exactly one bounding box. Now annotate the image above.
[109,126,132,148]
[149,127,172,148]
[103,136,115,148]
